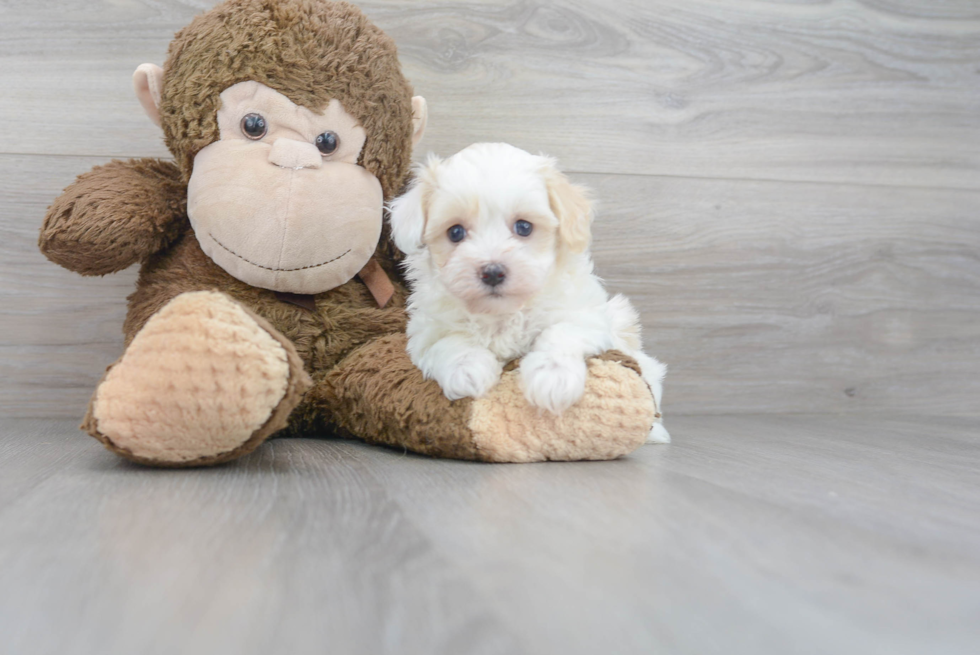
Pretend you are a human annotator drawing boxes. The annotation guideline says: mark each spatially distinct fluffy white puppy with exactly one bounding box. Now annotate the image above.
[389,143,669,443]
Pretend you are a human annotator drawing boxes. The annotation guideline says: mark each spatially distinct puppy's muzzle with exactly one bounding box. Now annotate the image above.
[480,263,507,288]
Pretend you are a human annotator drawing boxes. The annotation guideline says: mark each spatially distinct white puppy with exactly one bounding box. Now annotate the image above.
[389,143,669,443]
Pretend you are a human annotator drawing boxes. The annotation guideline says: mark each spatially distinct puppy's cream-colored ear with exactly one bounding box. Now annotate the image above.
[544,163,594,254]
[389,181,426,254]
[389,157,440,254]
[133,63,164,128]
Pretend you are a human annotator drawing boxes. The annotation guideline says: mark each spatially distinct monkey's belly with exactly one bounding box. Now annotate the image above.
[125,231,408,375]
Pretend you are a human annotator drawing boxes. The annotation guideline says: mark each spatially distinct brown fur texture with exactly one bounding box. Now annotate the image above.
[161,0,414,200]
[121,231,409,357]
[40,159,187,276]
[39,0,656,466]
[314,333,483,460]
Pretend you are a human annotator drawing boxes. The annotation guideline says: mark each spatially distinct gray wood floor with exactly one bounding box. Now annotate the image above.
[2,1,979,653]
[1,416,978,655]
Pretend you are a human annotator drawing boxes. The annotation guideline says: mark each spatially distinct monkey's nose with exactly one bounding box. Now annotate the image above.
[480,263,507,288]
[268,138,322,170]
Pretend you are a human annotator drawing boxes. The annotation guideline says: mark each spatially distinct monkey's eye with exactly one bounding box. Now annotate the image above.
[448,225,466,243]
[241,113,267,139]
[315,131,340,155]
[514,220,533,237]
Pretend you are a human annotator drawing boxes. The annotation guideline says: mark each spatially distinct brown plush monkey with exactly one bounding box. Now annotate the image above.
[39,0,657,466]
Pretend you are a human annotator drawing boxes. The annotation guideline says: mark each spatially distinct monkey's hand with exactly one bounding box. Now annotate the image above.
[39,158,188,276]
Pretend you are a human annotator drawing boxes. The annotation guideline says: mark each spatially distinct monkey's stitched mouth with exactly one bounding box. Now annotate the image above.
[208,232,351,272]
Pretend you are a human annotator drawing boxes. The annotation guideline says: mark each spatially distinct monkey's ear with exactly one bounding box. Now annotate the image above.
[133,63,164,128]
[411,96,428,147]
[543,160,594,255]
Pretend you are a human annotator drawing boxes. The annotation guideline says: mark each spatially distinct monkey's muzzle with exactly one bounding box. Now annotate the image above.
[187,139,383,294]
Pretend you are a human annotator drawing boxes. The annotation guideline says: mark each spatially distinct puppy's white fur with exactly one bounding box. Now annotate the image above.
[389,143,669,443]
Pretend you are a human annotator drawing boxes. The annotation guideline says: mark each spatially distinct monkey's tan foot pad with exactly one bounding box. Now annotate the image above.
[83,291,312,466]
[470,352,656,462]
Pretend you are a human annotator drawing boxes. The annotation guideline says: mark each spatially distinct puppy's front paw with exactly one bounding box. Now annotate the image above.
[437,349,502,401]
[520,351,588,414]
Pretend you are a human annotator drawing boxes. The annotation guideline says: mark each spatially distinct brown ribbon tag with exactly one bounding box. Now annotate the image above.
[357,258,395,308]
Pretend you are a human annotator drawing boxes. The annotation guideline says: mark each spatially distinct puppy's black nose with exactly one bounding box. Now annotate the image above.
[480,263,507,288]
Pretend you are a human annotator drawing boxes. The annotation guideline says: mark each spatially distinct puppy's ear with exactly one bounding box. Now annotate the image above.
[543,161,594,254]
[388,156,440,254]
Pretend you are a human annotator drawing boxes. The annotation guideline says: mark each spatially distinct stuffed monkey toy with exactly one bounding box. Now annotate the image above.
[38,0,658,466]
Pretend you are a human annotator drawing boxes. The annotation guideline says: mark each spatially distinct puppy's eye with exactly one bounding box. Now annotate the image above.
[514,219,533,237]
[315,131,340,155]
[448,225,466,243]
[241,113,267,139]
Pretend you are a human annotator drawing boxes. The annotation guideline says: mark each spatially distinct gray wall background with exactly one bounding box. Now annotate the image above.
[1,0,978,418]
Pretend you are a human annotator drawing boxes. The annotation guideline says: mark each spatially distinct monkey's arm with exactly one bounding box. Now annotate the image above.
[313,333,654,462]
[39,158,187,276]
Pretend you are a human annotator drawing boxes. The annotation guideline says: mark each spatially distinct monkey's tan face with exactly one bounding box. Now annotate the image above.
[187,81,383,294]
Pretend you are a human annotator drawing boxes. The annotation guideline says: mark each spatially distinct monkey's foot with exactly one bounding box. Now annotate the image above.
[84,291,311,466]
[468,352,656,462]
[322,336,655,463]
